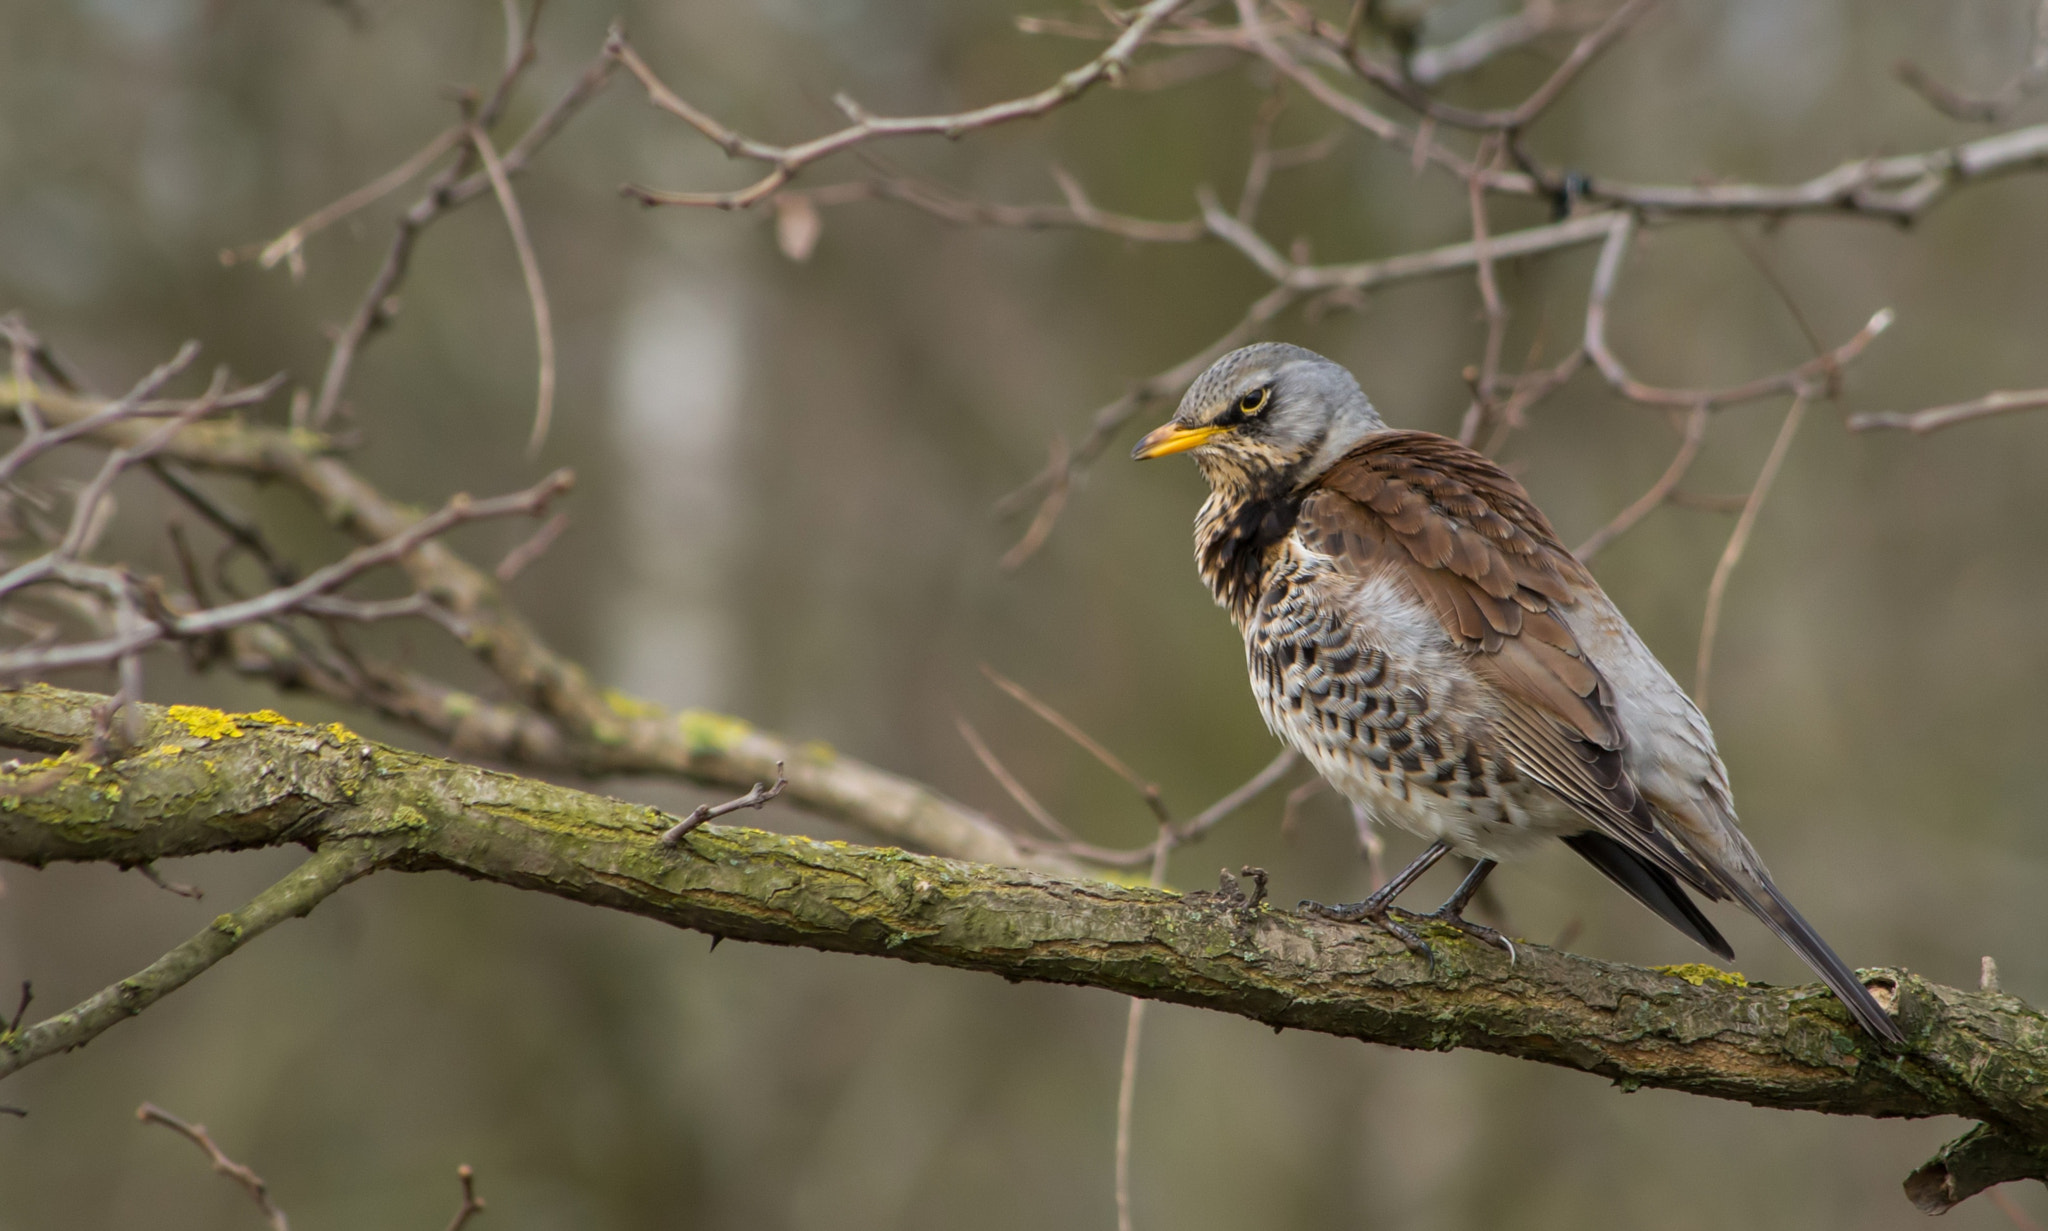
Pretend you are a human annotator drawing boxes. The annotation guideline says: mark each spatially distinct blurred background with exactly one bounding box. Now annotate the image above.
[3,0,2048,1227]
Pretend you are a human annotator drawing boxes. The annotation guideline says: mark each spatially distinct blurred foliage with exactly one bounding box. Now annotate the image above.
[4,0,2048,1227]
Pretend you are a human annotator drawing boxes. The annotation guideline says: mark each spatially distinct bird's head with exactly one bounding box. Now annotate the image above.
[1130,343,1385,492]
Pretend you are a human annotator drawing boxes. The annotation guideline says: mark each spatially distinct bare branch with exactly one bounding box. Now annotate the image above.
[1175,747,1297,842]
[1897,0,2048,123]
[1287,0,1659,132]
[1848,388,2048,435]
[134,861,204,899]
[307,39,614,426]
[4,681,2046,1221]
[444,1164,487,1231]
[980,663,1169,826]
[235,125,465,280]
[468,123,557,455]
[1408,0,1564,85]
[493,511,569,581]
[790,169,1207,244]
[613,0,1194,209]
[1574,403,1709,559]
[136,1103,291,1231]
[996,282,1300,559]
[1695,393,1808,714]
[661,763,788,844]
[956,715,1074,841]
[1584,215,1893,408]
[1,841,379,1081]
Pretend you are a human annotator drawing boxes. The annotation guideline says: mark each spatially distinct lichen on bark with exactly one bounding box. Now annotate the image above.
[0,683,2043,1211]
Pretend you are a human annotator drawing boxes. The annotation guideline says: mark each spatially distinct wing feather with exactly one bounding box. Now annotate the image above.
[1300,430,1721,897]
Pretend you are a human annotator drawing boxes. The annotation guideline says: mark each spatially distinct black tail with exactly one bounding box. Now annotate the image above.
[1563,832,1733,960]
[1722,872,1905,1045]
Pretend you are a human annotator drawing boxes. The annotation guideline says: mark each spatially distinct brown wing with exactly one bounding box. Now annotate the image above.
[1299,431,1717,893]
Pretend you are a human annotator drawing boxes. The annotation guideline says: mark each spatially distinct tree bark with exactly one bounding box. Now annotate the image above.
[1,684,2043,1210]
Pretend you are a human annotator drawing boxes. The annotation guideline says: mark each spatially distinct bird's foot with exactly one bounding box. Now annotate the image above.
[1394,904,1518,964]
[1299,897,1435,965]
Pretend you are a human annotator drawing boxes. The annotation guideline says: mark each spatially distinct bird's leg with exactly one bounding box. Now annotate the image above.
[1397,859,1516,960]
[1299,839,1451,961]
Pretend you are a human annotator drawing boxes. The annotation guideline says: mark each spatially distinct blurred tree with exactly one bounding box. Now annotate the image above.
[4,1,2048,1228]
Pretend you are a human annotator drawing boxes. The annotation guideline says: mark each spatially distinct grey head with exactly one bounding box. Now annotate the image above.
[1130,343,1386,492]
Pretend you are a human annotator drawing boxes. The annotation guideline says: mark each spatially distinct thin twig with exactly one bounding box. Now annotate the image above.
[997,437,1070,572]
[1584,215,1892,408]
[0,845,381,1081]
[661,763,788,844]
[240,125,466,279]
[445,1164,487,1231]
[135,861,204,900]
[0,472,573,676]
[1695,393,1807,714]
[1848,388,2048,435]
[1114,832,1172,1231]
[1990,1187,2048,1231]
[956,716,1074,840]
[494,511,569,581]
[1896,0,2048,124]
[1574,404,1709,560]
[1175,748,1297,841]
[469,123,557,455]
[612,0,1193,209]
[137,1103,289,1231]
[980,663,1169,825]
[1290,0,1659,132]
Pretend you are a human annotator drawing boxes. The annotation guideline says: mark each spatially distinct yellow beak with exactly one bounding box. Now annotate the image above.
[1130,422,1223,460]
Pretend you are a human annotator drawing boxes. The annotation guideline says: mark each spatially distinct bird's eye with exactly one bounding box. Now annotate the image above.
[1239,386,1271,414]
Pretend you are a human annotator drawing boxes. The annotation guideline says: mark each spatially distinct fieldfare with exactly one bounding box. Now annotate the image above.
[1133,342,1901,1044]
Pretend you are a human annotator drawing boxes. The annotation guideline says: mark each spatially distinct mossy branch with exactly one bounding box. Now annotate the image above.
[1,684,2044,1211]
[0,377,1070,877]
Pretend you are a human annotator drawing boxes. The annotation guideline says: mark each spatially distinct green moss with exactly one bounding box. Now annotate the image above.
[391,805,428,829]
[1654,963,1749,988]
[678,709,751,755]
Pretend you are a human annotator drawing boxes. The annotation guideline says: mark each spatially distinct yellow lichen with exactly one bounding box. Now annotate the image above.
[325,722,359,744]
[167,705,242,740]
[678,709,751,755]
[391,805,428,829]
[238,709,301,726]
[1654,963,1749,988]
[149,743,184,757]
[164,705,303,740]
[604,689,666,720]
[799,740,837,764]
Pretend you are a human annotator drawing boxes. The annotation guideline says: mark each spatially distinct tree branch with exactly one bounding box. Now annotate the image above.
[1,683,2044,1212]
[0,380,1067,876]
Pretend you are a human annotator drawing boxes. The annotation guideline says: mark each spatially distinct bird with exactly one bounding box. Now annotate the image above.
[1131,341,1902,1044]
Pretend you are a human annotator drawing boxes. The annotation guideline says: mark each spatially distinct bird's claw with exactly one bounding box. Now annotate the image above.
[1300,897,1436,966]
[1392,906,1518,964]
